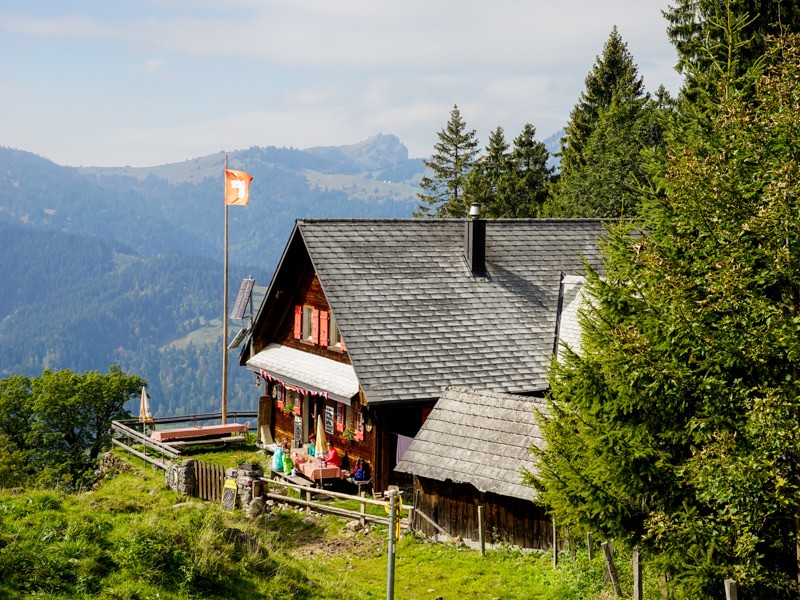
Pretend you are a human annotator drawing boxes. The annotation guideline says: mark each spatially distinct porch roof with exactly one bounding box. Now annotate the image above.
[246,343,359,405]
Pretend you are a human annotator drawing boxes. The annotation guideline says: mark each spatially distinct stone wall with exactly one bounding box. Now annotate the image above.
[165,460,265,515]
[165,459,196,496]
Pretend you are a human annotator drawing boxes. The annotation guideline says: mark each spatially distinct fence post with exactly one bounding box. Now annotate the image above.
[587,531,594,560]
[633,546,642,600]
[724,579,738,600]
[602,541,622,597]
[478,505,486,556]
[552,520,558,567]
[360,490,366,526]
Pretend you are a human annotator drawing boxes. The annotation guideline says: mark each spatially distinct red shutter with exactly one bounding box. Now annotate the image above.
[311,308,320,344]
[319,311,329,348]
[293,306,302,339]
[340,336,347,351]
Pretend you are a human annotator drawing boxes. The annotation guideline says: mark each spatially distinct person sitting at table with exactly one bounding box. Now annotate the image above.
[323,442,341,467]
[282,444,294,474]
[308,433,316,457]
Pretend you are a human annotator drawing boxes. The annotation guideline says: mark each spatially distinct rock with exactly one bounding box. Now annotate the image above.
[346,520,363,532]
[248,497,266,518]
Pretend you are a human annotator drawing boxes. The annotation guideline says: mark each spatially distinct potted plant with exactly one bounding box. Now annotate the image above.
[342,426,356,444]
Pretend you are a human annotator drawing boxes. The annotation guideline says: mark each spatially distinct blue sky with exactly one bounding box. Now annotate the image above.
[0,1,682,167]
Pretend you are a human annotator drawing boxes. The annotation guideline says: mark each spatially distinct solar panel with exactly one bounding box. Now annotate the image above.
[230,278,255,320]
[227,327,249,350]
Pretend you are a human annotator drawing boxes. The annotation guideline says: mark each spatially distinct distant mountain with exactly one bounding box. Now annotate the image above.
[543,129,564,172]
[0,135,424,415]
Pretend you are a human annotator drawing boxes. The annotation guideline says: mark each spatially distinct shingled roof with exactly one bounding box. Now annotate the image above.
[293,218,605,404]
[394,386,545,501]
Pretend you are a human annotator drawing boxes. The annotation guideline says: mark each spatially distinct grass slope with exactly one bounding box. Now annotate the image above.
[0,454,629,599]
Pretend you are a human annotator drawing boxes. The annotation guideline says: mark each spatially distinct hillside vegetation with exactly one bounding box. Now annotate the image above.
[0,136,421,415]
[0,454,635,599]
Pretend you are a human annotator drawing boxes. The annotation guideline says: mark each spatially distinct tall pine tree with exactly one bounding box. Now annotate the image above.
[543,27,663,218]
[414,105,480,218]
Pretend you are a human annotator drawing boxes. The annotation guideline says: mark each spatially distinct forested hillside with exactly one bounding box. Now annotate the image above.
[0,136,422,415]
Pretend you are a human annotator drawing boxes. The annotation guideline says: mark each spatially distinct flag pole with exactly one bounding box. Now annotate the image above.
[222,155,229,424]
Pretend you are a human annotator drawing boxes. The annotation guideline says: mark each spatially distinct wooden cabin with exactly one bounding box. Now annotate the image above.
[396,386,551,549]
[239,216,604,492]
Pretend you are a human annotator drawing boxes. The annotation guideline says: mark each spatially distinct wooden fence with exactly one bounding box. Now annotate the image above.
[193,461,226,502]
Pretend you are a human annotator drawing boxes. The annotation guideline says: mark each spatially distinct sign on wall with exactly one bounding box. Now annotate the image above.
[325,405,335,435]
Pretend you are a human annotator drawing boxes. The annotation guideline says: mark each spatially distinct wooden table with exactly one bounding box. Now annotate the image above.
[298,460,341,481]
[150,423,248,442]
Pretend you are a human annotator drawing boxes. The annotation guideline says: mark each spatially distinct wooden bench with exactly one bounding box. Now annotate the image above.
[167,436,247,450]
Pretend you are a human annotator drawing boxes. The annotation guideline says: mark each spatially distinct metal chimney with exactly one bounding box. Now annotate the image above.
[464,202,485,275]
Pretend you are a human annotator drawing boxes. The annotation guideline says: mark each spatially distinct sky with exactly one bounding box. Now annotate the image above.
[0,1,683,168]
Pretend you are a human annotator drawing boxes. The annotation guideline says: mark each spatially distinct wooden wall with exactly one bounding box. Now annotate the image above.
[413,476,552,550]
[275,270,350,364]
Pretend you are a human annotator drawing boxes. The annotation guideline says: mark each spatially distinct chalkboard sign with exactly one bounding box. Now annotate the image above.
[325,405,335,435]
[293,416,302,447]
[221,479,237,512]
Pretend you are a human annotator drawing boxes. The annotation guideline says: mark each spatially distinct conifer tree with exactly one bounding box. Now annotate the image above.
[463,126,510,215]
[414,105,479,218]
[531,31,800,598]
[492,123,553,218]
[544,27,662,218]
[665,0,800,100]
[557,26,644,173]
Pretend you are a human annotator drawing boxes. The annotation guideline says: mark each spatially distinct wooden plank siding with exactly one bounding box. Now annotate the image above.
[413,476,551,550]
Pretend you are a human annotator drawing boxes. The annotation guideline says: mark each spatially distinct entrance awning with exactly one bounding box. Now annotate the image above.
[246,343,359,405]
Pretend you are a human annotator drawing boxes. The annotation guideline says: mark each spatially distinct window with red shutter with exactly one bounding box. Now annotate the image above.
[293,306,302,339]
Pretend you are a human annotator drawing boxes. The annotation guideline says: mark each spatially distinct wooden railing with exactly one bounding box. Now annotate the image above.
[110,412,257,470]
[111,419,181,469]
[258,476,413,529]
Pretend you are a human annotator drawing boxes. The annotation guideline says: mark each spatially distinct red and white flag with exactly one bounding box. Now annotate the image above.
[224,169,253,206]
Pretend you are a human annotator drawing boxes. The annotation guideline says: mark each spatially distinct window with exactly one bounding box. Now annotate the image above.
[302,306,314,340]
[329,312,343,348]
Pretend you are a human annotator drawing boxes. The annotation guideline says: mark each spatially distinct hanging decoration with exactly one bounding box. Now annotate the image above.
[259,369,330,401]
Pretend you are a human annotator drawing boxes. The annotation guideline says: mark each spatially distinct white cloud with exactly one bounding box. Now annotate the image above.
[0,1,683,166]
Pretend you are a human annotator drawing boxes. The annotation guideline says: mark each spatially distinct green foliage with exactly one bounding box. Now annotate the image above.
[414,104,480,218]
[544,27,667,218]
[0,367,144,489]
[533,33,800,598]
[467,123,554,218]
[0,459,646,600]
[665,0,800,101]
[558,26,645,173]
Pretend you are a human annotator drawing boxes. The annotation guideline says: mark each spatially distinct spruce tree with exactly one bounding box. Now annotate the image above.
[531,32,800,598]
[665,0,800,100]
[492,123,553,218]
[558,26,644,173]
[463,126,510,216]
[414,105,480,218]
[544,27,661,218]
